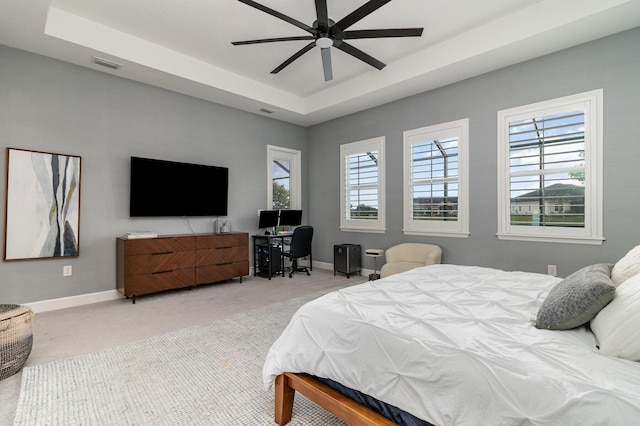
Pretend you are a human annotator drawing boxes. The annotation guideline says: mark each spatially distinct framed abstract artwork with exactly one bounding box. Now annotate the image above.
[4,148,81,260]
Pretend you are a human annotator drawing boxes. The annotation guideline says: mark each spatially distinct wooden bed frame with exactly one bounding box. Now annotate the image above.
[275,372,397,425]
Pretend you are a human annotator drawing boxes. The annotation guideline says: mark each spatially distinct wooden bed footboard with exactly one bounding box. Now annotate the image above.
[274,373,397,425]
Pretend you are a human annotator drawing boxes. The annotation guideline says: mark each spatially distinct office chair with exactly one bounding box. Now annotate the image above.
[282,225,313,278]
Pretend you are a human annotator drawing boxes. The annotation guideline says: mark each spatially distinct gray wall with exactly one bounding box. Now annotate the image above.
[308,28,640,277]
[0,45,307,304]
[2,28,639,305]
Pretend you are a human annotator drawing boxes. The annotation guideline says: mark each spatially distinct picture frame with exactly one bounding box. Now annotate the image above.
[4,148,81,261]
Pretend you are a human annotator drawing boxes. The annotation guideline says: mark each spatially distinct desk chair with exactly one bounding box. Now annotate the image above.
[282,225,313,278]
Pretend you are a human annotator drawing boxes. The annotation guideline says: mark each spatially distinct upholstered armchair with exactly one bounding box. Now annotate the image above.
[380,243,442,278]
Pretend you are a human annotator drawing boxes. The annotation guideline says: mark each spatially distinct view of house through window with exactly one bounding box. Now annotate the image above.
[508,111,586,227]
[497,89,603,244]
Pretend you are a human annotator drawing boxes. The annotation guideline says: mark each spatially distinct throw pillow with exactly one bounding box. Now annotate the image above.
[611,244,640,286]
[590,273,640,361]
[534,263,615,330]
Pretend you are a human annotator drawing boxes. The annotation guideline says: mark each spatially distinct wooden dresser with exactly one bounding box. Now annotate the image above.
[117,232,249,303]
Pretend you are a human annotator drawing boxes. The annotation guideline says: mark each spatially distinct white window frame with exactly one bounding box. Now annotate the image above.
[340,137,386,233]
[497,89,604,245]
[267,145,301,210]
[403,119,470,238]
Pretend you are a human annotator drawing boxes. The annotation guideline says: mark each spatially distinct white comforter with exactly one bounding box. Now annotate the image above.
[263,264,640,425]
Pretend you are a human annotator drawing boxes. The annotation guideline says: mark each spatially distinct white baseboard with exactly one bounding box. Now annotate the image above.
[25,290,121,314]
[25,263,372,314]
[313,261,373,277]
[250,262,335,276]
[312,260,333,271]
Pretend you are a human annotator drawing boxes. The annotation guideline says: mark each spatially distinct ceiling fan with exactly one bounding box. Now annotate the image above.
[232,0,423,82]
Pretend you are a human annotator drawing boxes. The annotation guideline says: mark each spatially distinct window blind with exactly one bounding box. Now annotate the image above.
[410,137,459,222]
[346,151,378,220]
[508,111,585,228]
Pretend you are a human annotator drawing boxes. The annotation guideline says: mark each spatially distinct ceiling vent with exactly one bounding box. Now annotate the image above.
[91,56,122,70]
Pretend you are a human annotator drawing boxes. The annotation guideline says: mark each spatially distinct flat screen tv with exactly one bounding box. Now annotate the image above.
[130,156,228,217]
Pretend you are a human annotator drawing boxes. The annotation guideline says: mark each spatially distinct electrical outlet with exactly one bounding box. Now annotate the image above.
[63,265,73,276]
[547,264,557,276]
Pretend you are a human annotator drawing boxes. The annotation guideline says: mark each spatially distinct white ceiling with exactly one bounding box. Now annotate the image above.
[1,0,639,126]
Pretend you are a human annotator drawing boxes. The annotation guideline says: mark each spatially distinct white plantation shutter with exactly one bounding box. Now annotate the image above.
[340,137,386,233]
[346,151,379,220]
[497,90,604,244]
[403,119,469,237]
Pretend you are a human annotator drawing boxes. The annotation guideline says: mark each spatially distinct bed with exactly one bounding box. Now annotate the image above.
[263,260,640,425]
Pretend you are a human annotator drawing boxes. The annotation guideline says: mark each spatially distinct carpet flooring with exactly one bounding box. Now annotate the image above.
[13,288,351,425]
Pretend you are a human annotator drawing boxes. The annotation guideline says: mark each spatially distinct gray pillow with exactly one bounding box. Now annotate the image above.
[535,263,615,330]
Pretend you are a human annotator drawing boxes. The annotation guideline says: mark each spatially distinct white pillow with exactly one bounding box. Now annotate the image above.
[590,273,640,361]
[611,245,640,286]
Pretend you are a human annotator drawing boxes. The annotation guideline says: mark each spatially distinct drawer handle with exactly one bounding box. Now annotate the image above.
[216,246,232,250]
[152,251,172,255]
[218,262,233,266]
[152,270,173,275]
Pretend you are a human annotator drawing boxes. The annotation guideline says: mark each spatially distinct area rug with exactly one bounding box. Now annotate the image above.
[14,288,351,425]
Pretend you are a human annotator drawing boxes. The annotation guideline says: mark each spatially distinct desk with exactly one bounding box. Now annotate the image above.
[252,234,287,279]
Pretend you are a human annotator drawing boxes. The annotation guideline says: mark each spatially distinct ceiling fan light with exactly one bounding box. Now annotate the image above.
[315,37,333,48]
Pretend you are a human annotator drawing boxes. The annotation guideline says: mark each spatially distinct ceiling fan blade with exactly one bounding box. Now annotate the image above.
[315,0,330,31]
[271,42,316,74]
[334,41,386,70]
[334,0,392,31]
[343,28,424,39]
[321,47,333,81]
[237,0,315,34]
[232,36,314,46]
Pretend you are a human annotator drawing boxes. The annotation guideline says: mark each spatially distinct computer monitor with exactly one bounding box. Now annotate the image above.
[278,210,302,227]
[258,210,279,229]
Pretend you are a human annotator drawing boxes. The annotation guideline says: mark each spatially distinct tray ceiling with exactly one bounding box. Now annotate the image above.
[1,0,639,126]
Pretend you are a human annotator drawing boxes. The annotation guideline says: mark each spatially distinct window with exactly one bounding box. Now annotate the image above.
[403,119,469,237]
[340,137,385,233]
[497,90,603,244]
[267,145,301,210]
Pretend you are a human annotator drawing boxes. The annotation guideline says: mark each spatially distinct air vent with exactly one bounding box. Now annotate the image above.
[259,108,275,114]
[91,56,121,70]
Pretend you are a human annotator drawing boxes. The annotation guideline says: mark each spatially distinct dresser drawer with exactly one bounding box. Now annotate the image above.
[124,251,195,276]
[195,245,248,267]
[123,236,195,256]
[122,268,196,296]
[196,233,247,249]
[196,261,249,285]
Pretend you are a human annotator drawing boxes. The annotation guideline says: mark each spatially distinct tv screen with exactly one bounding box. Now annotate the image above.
[258,210,279,229]
[130,156,228,217]
[278,210,302,227]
